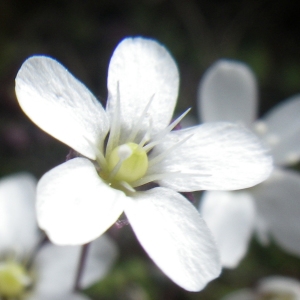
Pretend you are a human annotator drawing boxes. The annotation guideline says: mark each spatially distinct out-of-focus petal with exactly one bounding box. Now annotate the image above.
[0,173,39,257]
[33,235,117,297]
[198,59,257,126]
[252,168,300,257]
[149,123,272,191]
[257,94,300,166]
[37,158,125,245]
[81,235,118,288]
[28,292,90,300]
[254,214,270,246]
[15,56,109,160]
[107,37,179,143]
[258,276,300,298]
[124,187,221,292]
[221,276,300,300]
[221,289,255,300]
[200,191,255,268]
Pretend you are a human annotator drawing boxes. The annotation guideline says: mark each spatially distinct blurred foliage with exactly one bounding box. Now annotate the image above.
[1,0,300,299]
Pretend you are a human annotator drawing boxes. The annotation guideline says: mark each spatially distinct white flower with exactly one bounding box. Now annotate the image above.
[15,37,272,291]
[0,173,117,299]
[198,59,300,268]
[221,276,300,300]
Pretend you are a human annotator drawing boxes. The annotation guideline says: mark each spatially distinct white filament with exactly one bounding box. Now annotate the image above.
[148,134,193,168]
[106,82,121,157]
[143,108,191,152]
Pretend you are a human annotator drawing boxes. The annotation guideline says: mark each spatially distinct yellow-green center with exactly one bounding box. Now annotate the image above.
[0,261,31,297]
[107,142,148,183]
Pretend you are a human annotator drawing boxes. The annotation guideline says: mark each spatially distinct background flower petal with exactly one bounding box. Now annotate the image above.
[0,173,40,257]
[221,289,255,300]
[15,56,109,160]
[28,293,90,300]
[33,235,117,297]
[124,187,221,292]
[258,276,300,297]
[107,37,179,143]
[258,94,300,166]
[81,235,118,288]
[37,158,125,245]
[252,168,300,257]
[200,191,256,268]
[149,123,272,191]
[198,59,257,126]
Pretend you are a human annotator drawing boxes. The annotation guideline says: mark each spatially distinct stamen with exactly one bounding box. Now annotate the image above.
[138,119,152,149]
[119,181,136,193]
[148,134,193,167]
[108,145,132,180]
[127,95,155,143]
[82,136,107,169]
[132,171,211,188]
[142,139,161,153]
[131,171,182,187]
[144,108,191,152]
[106,82,121,157]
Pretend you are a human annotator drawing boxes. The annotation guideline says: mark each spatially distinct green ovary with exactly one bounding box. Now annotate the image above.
[0,261,30,297]
[107,142,148,183]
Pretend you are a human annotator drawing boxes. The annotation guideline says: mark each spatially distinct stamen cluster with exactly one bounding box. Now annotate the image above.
[96,91,191,194]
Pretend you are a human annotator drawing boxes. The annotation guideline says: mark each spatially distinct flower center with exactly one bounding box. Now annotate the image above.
[0,261,31,297]
[107,142,148,183]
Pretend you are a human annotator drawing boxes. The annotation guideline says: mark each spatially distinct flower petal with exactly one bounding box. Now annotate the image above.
[200,191,255,268]
[254,214,270,246]
[107,37,179,143]
[198,59,257,126]
[81,235,118,288]
[124,187,221,292]
[221,289,255,300]
[15,56,109,160]
[28,293,90,300]
[37,157,125,245]
[149,122,272,191]
[33,235,117,297]
[258,276,300,297]
[0,173,40,257]
[252,168,300,257]
[258,94,300,166]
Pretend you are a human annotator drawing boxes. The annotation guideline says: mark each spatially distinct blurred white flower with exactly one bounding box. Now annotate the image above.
[0,173,117,299]
[15,37,272,291]
[198,59,300,268]
[221,276,300,300]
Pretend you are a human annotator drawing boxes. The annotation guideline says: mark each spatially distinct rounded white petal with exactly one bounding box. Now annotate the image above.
[33,235,117,296]
[149,122,272,191]
[15,56,109,160]
[124,187,221,292]
[259,94,300,165]
[107,37,179,143]
[221,289,255,300]
[0,173,40,256]
[37,157,126,245]
[258,276,300,298]
[199,59,257,126]
[252,168,300,257]
[200,191,255,268]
